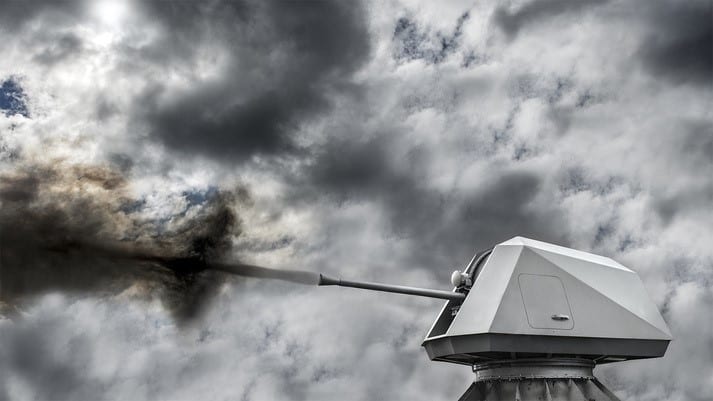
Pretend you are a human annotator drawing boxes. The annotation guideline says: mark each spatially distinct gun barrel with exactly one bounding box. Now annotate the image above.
[318,274,466,302]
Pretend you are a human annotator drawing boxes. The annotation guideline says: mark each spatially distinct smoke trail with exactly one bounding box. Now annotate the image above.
[93,245,320,285]
[210,262,320,285]
[0,162,269,323]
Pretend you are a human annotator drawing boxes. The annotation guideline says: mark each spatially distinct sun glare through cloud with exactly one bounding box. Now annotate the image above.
[91,0,131,27]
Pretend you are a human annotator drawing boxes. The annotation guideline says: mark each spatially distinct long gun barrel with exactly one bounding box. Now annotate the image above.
[318,274,466,302]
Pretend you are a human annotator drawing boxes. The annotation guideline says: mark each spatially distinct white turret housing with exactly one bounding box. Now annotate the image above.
[422,237,672,365]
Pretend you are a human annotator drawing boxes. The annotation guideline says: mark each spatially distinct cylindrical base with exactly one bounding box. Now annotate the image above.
[459,359,620,401]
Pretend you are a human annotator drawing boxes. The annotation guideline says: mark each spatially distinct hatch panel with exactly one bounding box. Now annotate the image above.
[518,274,574,330]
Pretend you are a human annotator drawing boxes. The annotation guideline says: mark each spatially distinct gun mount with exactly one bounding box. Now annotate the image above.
[316,237,672,401]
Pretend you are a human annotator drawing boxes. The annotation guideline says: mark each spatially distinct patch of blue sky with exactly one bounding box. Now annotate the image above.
[0,78,29,118]
[182,186,219,208]
[116,187,220,239]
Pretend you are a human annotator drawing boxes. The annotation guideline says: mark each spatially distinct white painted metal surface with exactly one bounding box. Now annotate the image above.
[423,236,671,364]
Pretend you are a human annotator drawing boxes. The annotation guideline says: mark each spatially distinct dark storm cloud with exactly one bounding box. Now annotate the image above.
[308,136,394,200]
[493,0,608,39]
[133,0,370,161]
[0,315,95,401]
[637,0,713,85]
[653,118,713,224]
[0,1,86,70]
[392,12,470,64]
[0,0,82,31]
[32,33,83,65]
[302,135,567,269]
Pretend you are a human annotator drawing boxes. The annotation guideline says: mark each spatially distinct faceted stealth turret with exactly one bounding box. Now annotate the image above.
[317,236,671,400]
[422,237,671,364]
[422,237,671,401]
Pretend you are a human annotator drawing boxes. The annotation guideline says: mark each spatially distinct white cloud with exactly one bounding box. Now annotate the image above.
[0,0,710,400]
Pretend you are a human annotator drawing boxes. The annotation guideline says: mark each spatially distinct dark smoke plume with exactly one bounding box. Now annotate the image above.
[0,162,266,323]
[211,263,319,285]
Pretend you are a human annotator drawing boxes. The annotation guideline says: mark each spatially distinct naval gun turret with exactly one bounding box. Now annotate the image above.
[317,236,672,401]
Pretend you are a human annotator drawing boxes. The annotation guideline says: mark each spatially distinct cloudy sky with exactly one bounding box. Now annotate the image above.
[0,0,711,400]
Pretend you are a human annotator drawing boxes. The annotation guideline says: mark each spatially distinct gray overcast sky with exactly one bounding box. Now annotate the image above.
[0,0,711,400]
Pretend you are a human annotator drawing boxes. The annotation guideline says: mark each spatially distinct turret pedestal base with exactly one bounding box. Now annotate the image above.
[459,358,621,401]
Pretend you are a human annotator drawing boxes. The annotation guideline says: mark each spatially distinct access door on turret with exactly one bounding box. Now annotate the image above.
[518,274,574,330]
